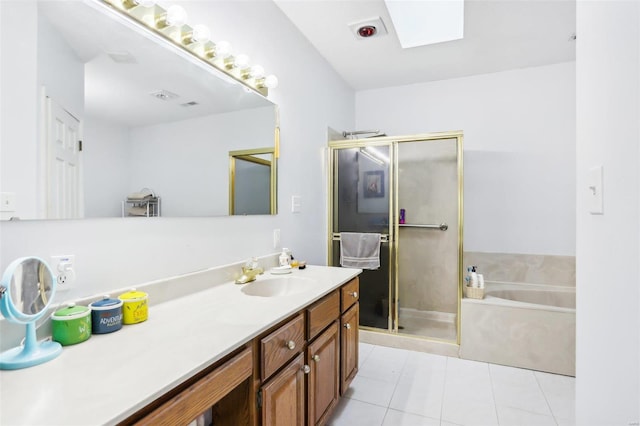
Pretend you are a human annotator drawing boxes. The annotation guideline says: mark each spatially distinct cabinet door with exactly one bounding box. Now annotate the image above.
[261,353,305,426]
[307,321,340,426]
[341,302,359,394]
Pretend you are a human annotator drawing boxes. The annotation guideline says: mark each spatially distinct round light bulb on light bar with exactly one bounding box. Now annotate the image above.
[264,74,278,89]
[250,65,265,79]
[166,5,188,26]
[215,41,232,58]
[234,54,250,68]
[192,24,211,43]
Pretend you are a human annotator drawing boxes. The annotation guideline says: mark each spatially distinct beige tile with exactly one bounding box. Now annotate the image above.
[464,251,575,287]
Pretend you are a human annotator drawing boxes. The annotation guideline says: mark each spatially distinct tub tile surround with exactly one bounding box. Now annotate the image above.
[329,343,576,426]
[464,251,576,287]
[460,251,576,377]
[460,297,576,376]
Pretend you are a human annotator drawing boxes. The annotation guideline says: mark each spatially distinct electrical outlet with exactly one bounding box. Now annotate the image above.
[50,255,76,292]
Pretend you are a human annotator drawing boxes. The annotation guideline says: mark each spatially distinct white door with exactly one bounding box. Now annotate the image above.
[46,97,83,219]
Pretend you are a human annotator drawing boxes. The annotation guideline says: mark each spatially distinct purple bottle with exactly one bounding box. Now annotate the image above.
[399,209,406,224]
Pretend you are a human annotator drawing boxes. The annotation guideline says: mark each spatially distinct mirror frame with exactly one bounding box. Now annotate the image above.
[229,146,278,215]
[0,0,281,220]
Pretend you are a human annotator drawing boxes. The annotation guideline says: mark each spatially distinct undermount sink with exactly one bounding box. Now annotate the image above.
[241,276,313,297]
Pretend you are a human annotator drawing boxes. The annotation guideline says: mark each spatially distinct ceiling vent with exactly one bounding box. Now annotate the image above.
[180,101,199,107]
[149,90,179,101]
[107,51,137,64]
[348,17,388,40]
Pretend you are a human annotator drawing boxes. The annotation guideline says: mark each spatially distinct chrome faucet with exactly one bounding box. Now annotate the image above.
[235,258,264,284]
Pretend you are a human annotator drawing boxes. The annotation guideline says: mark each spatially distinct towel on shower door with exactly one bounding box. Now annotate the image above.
[339,232,381,269]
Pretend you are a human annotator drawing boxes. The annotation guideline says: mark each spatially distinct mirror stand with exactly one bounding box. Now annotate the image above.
[0,257,62,370]
[0,322,62,370]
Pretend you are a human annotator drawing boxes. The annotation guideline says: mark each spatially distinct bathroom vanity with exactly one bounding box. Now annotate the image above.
[0,265,360,425]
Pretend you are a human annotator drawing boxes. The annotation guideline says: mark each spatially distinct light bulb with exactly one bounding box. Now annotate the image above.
[234,54,250,68]
[264,74,278,89]
[133,0,155,6]
[215,41,232,59]
[166,5,188,27]
[192,24,211,43]
[250,65,265,79]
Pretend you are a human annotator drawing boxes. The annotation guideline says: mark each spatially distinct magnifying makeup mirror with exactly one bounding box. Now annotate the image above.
[0,257,62,369]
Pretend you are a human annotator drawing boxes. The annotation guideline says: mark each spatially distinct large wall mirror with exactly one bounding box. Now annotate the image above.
[0,0,277,220]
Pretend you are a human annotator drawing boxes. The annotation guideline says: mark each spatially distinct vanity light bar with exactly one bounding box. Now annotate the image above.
[101,0,277,97]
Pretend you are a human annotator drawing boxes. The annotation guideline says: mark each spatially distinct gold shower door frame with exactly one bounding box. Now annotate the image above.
[328,131,464,345]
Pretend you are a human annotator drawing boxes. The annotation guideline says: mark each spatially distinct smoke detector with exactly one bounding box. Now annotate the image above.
[348,17,388,40]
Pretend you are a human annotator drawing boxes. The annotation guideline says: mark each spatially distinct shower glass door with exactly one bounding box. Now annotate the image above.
[395,138,461,342]
[330,145,392,331]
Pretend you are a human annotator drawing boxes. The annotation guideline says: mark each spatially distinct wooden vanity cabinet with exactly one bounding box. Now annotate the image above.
[124,276,359,426]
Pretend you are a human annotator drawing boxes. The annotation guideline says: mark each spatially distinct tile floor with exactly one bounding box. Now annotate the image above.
[328,343,575,426]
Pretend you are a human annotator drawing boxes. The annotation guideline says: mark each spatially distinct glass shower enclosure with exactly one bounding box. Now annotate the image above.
[328,132,463,344]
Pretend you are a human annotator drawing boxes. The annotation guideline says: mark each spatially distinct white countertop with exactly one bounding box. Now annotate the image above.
[0,265,360,425]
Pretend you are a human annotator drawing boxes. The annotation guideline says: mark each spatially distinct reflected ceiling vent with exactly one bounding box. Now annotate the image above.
[149,90,179,101]
[180,101,199,107]
[107,51,137,64]
[348,17,388,40]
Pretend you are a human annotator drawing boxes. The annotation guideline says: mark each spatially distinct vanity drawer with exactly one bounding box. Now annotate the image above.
[135,347,253,425]
[307,291,340,341]
[261,312,305,381]
[340,278,359,313]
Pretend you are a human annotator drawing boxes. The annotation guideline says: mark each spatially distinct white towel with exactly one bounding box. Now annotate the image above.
[340,232,381,269]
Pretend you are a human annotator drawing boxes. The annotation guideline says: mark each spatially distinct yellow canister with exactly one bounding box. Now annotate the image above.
[118,289,148,324]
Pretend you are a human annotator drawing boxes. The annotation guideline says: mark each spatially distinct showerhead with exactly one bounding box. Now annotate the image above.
[342,129,385,139]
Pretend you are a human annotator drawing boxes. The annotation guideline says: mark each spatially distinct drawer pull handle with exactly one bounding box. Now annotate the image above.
[302,365,311,374]
[286,340,296,350]
[312,354,320,362]
[344,323,351,330]
[351,291,358,298]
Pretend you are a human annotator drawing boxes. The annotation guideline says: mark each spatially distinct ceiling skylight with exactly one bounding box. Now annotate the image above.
[383,0,464,48]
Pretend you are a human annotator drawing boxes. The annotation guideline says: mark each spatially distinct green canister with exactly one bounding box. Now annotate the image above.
[51,303,92,346]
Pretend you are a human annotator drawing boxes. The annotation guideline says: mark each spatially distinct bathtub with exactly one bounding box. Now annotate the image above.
[460,281,575,376]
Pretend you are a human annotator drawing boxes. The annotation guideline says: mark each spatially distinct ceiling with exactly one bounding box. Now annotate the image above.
[274,0,576,91]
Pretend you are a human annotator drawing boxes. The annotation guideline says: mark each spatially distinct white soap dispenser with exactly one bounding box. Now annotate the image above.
[279,248,290,266]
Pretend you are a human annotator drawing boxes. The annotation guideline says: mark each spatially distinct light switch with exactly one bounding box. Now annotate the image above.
[291,195,302,213]
[0,192,16,212]
[588,166,603,215]
[273,229,281,248]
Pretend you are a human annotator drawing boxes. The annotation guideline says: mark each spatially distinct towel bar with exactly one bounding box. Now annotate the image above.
[398,223,448,231]
[332,233,389,243]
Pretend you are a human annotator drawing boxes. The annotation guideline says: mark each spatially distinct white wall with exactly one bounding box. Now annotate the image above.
[0,0,354,300]
[356,62,576,256]
[129,106,274,217]
[576,1,640,424]
[83,116,131,217]
[0,1,38,220]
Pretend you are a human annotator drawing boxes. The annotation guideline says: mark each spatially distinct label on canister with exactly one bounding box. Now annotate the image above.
[118,290,149,324]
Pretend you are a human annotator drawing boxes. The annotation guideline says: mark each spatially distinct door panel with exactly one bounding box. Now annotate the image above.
[395,138,460,341]
[47,97,82,219]
[261,353,305,426]
[331,146,391,331]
